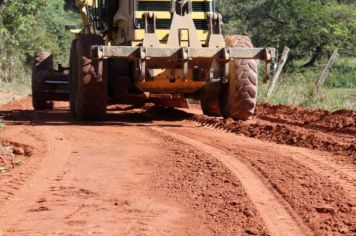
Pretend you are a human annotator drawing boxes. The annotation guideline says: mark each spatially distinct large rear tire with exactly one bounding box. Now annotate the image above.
[70,35,107,121]
[220,35,258,121]
[32,52,54,110]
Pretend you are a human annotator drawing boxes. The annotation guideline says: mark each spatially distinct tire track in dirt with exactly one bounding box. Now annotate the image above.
[256,104,355,136]
[0,125,72,228]
[0,126,53,205]
[257,114,355,137]
[144,105,355,157]
[147,128,270,235]
[286,149,356,199]
[176,122,356,199]
[1,99,213,235]
[0,105,73,231]
[191,114,355,157]
[1,98,355,235]
[0,101,72,207]
[164,125,356,235]
[150,127,309,236]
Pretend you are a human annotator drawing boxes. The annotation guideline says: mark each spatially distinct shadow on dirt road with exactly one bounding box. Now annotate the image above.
[0,105,192,127]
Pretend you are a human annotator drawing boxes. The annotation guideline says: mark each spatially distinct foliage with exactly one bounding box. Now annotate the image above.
[257,58,356,110]
[218,0,356,63]
[0,0,77,82]
[325,57,356,88]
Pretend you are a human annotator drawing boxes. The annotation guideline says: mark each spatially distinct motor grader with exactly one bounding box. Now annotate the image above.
[32,0,275,121]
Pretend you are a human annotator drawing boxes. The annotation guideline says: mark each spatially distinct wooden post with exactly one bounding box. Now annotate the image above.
[267,47,290,98]
[312,50,339,95]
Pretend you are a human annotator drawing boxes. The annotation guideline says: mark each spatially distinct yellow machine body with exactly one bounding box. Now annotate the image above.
[75,0,216,95]
[113,0,212,44]
[72,0,274,107]
[32,0,275,120]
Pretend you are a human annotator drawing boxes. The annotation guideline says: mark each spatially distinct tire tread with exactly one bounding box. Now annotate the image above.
[220,35,258,120]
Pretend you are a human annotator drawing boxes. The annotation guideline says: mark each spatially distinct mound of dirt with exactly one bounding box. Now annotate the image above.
[192,115,355,157]
[0,140,33,173]
[256,103,356,134]
[317,110,355,129]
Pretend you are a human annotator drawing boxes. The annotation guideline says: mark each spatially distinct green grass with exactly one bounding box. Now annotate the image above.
[0,78,30,96]
[258,56,356,111]
[326,57,356,88]
[0,76,30,105]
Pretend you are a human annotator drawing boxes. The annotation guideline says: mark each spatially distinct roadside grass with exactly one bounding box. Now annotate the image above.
[0,78,30,96]
[0,74,31,105]
[258,56,356,111]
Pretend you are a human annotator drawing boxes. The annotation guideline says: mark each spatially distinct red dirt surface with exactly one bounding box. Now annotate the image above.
[256,103,355,134]
[149,129,269,235]
[0,97,355,235]
[190,104,355,157]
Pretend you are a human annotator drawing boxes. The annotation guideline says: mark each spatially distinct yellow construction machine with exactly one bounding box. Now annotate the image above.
[32,0,275,120]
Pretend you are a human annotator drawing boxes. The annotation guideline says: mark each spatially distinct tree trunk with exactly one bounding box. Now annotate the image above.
[301,46,322,68]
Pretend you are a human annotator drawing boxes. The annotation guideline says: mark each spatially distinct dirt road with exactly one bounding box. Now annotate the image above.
[0,97,355,235]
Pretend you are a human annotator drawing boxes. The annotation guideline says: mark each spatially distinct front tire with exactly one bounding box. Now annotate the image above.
[220,35,258,121]
[70,35,107,121]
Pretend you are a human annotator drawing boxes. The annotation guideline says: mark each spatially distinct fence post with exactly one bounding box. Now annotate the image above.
[312,50,339,96]
[267,47,290,98]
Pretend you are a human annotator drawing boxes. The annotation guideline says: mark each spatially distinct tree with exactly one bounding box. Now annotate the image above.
[218,0,355,67]
[0,0,77,82]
